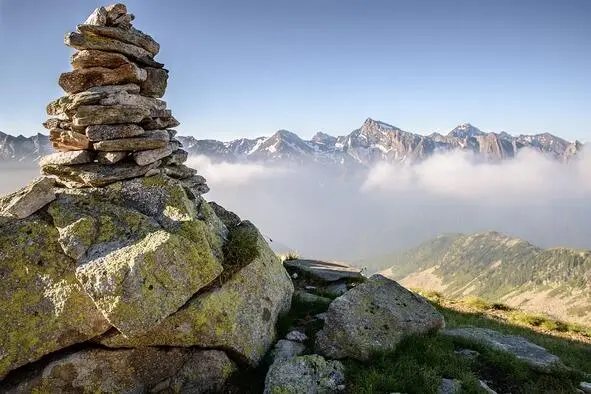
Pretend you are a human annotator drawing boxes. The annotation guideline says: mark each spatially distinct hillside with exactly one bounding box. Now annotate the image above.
[367,231,591,325]
[1,118,584,167]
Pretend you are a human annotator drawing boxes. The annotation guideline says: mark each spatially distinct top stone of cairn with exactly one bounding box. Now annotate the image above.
[39,3,197,189]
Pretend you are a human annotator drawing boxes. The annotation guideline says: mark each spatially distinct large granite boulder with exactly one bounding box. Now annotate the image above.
[315,274,445,361]
[98,223,294,366]
[2,347,236,394]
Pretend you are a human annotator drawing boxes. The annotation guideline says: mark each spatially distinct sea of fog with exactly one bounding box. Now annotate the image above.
[2,147,591,270]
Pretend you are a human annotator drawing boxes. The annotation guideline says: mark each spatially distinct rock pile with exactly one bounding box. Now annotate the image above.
[40,3,201,190]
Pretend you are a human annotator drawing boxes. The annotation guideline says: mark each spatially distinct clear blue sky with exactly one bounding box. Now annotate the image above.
[1,0,590,141]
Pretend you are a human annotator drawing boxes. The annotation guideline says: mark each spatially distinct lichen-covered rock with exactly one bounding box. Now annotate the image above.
[42,161,161,187]
[264,355,345,394]
[0,177,56,219]
[0,215,110,379]
[77,24,160,56]
[315,274,445,361]
[2,347,236,394]
[72,104,151,126]
[58,63,146,94]
[92,129,169,151]
[39,150,95,166]
[268,340,307,365]
[99,227,294,366]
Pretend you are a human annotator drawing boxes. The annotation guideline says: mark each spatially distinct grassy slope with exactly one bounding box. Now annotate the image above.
[346,293,591,394]
[364,231,591,324]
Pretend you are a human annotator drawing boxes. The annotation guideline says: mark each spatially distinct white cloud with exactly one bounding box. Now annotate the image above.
[185,155,289,185]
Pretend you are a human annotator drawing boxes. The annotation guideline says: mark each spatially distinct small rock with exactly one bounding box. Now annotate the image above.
[286,330,308,343]
[140,67,168,98]
[479,380,498,394]
[39,150,95,166]
[84,6,108,26]
[162,164,197,180]
[59,63,146,94]
[454,348,480,360]
[1,177,56,219]
[142,114,180,130]
[320,281,349,298]
[50,128,92,151]
[291,272,298,279]
[269,339,306,364]
[86,123,145,141]
[162,149,188,166]
[133,145,173,166]
[97,151,128,165]
[93,130,169,151]
[437,378,462,394]
[264,355,345,394]
[315,312,328,322]
[581,382,591,394]
[294,290,332,306]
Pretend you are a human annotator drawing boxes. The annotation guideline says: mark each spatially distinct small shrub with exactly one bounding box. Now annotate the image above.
[491,302,514,311]
[222,223,260,281]
[283,250,300,261]
[462,296,492,311]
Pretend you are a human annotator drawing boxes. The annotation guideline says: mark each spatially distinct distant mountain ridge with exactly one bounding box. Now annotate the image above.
[367,231,591,325]
[1,118,584,166]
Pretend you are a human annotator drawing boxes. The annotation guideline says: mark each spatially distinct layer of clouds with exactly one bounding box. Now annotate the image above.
[2,148,591,272]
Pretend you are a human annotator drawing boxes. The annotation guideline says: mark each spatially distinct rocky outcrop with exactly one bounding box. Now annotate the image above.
[40,3,189,189]
[315,274,445,361]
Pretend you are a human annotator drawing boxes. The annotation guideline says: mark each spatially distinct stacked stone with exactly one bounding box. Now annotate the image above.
[39,3,203,191]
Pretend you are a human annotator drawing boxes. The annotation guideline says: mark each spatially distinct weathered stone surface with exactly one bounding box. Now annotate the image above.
[42,161,160,188]
[162,148,188,165]
[437,378,462,394]
[50,128,91,151]
[83,6,107,26]
[76,230,222,336]
[320,281,350,298]
[286,330,308,343]
[86,123,145,141]
[444,327,564,372]
[142,113,180,130]
[47,90,104,116]
[294,290,332,306]
[210,201,242,228]
[140,67,168,98]
[269,340,307,365]
[93,130,169,151]
[97,151,127,164]
[580,382,591,394]
[162,163,197,179]
[284,259,364,282]
[181,174,210,195]
[0,177,56,219]
[65,31,163,68]
[2,347,236,394]
[0,215,110,379]
[58,63,146,94]
[39,150,94,166]
[100,90,166,112]
[315,275,445,361]
[104,3,127,23]
[73,104,151,126]
[77,24,160,56]
[133,145,173,166]
[71,49,131,69]
[264,355,345,394]
[99,225,294,367]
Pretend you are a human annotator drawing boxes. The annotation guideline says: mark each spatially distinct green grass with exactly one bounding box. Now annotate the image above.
[221,222,260,282]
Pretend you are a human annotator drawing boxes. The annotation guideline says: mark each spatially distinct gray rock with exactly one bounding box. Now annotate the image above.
[1,177,56,219]
[140,67,168,98]
[39,150,95,166]
[284,259,364,282]
[98,227,294,367]
[269,339,306,364]
[444,327,564,372]
[209,201,241,228]
[2,347,236,394]
[580,382,591,394]
[315,312,328,322]
[264,355,345,394]
[141,114,180,130]
[315,275,445,361]
[42,161,161,188]
[77,24,160,56]
[93,130,169,151]
[86,123,145,141]
[58,63,146,94]
[437,378,462,394]
[295,290,332,306]
[65,31,163,69]
[162,164,197,179]
[73,104,151,127]
[479,380,498,394]
[99,90,166,111]
[320,281,349,298]
[133,145,173,166]
[83,6,108,26]
[96,151,128,164]
[286,330,308,343]
[162,149,188,165]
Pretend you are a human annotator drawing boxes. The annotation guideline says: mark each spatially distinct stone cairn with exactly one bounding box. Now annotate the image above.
[39,3,206,192]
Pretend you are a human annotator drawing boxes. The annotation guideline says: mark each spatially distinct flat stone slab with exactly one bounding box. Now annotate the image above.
[41,161,160,188]
[59,63,146,94]
[93,130,169,151]
[284,259,364,282]
[86,123,145,141]
[39,150,95,166]
[444,327,564,372]
[133,145,173,166]
[0,177,56,219]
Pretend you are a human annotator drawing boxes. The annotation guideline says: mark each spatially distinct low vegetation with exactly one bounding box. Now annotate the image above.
[220,223,260,282]
[278,250,301,262]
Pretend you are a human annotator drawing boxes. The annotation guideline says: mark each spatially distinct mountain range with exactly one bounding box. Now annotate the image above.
[366,231,591,326]
[1,118,584,167]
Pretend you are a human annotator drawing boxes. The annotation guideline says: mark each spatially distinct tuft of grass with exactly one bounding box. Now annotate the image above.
[412,289,444,302]
[462,296,493,311]
[221,223,260,282]
[281,250,300,261]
